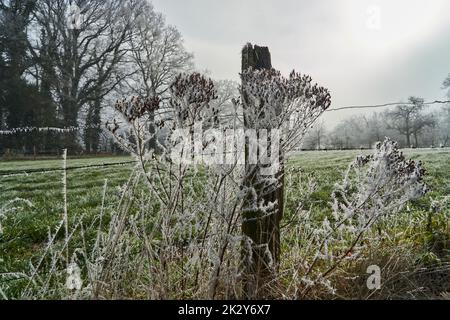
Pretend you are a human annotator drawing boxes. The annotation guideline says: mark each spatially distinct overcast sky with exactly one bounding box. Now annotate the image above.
[152,0,450,125]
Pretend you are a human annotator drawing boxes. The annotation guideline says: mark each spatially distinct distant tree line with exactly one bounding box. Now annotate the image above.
[1,1,449,156]
[0,0,193,155]
[303,93,450,150]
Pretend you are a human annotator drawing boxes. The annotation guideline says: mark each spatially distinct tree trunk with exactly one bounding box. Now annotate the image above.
[317,131,321,150]
[61,91,81,154]
[405,117,411,147]
[84,99,102,154]
[414,132,419,148]
[241,44,284,299]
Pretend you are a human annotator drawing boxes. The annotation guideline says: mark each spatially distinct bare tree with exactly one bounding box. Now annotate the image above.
[344,116,372,149]
[30,0,144,151]
[124,1,193,99]
[303,120,327,150]
[366,112,385,145]
[435,108,450,147]
[411,112,435,148]
[443,75,450,146]
[328,122,350,150]
[113,1,193,152]
[350,113,388,149]
[387,97,426,148]
[444,74,450,97]
[328,116,370,150]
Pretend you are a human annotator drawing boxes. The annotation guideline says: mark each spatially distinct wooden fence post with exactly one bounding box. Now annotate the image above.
[241,43,285,299]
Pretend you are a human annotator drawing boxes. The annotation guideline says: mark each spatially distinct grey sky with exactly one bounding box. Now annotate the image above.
[152,0,450,125]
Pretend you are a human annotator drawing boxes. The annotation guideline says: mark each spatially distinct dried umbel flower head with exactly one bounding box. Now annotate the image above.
[297,138,431,289]
[114,96,161,122]
[169,73,218,124]
[288,70,332,110]
[239,68,331,151]
[170,73,217,105]
[240,68,332,120]
[333,138,429,232]
[353,139,427,194]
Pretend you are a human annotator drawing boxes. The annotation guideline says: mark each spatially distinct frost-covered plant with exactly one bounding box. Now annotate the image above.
[332,138,428,231]
[296,138,428,297]
[239,69,331,151]
[105,96,162,155]
[99,66,333,299]
[237,67,331,298]
[102,72,246,299]
[168,73,219,127]
[0,199,33,236]
[3,66,435,300]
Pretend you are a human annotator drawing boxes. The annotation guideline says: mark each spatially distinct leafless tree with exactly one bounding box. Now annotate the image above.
[443,75,450,146]
[435,108,450,147]
[124,1,193,100]
[411,113,435,148]
[387,97,428,148]
[30,0,145,151]
[444,74,450,96]
[111,1,194,152]
[303,120,327,150]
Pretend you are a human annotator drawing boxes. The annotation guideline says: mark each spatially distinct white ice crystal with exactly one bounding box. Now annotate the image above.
[66,262,82,291]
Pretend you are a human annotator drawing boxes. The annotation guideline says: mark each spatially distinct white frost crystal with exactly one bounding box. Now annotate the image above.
[66,262,83,291]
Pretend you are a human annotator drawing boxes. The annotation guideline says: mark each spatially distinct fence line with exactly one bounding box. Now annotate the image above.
[3,144,449,179]
[0,161,136,178]
[1,99,448,178]
[0,127,79,135]
[1,99,449,136]
[326,100,450,112]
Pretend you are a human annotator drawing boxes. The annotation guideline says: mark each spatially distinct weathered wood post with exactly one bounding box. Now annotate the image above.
[241,43,285,298]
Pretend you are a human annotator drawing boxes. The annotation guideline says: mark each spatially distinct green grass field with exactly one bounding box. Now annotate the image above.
[0,156,133,274]
[290,148,450,198]
[1,149,449,298]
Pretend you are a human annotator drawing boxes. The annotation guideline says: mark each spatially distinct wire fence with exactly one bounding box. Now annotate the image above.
[1,99,449,178]
[2,145,449,180]
[1,99,449,136]
[0,160,136,179]
[325,100,450,112]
